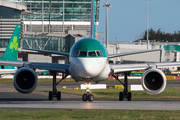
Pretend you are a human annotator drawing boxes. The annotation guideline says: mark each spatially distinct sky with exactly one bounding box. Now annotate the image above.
[97,0,180,42]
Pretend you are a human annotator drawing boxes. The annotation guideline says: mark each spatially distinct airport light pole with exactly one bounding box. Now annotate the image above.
[90,0,95,38]
[63,0,64,33]
[103,0,111,48]
[147,0,149,49]
[115,37,119,43]
[42,0,44,33]
[49,0,52,33]
[101,32,104,43]
[30,0,32,32]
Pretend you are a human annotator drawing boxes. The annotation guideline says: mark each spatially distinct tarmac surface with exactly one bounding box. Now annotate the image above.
[0,81,180,110]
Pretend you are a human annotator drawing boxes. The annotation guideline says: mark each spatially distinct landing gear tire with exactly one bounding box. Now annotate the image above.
[127,92,132,101]
[49,91,61,100]
[119,92,132,101]
[88,94,94,102]
[82,94,94,102]
[113,72,133,101]
[49,91,53,100]
[119,92,124,101]
[82,94,88,101]
[56,92,61,100]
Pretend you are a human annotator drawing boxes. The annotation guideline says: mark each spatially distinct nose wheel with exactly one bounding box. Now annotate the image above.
[82,94,94,101]
[82,84,94,102]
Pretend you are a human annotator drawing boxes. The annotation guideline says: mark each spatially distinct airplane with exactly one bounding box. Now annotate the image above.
[0,36,177,101]
[0,25,48,76]
[0,25,21,75]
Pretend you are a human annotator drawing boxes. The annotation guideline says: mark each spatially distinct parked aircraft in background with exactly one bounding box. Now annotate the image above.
[0,25,21,75]
[0,25,47,76]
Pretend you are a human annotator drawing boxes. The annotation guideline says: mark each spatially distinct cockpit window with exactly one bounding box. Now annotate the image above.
[88,51,96,57]
[74,50,104,57]
[96,51,103,57]
[78,51,87,57]
[74,51,79,57]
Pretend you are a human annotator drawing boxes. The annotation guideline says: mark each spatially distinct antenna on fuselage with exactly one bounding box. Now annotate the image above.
[90,0,95,39]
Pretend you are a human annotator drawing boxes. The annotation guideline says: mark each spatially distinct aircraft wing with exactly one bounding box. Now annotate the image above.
[29,62,70,73]
[108,49,161,58]
[24,48,69,56]
[110,61,180,74]
[0,60,70,73]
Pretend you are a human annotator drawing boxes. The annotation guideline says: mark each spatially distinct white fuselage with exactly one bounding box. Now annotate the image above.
[69,57,110,82]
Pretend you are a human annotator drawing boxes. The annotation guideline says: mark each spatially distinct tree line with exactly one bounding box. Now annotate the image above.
[143,28,180,42]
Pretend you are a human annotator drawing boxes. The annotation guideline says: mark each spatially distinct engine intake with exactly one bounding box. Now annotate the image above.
[141,68,166,95]
[13,67,37,94]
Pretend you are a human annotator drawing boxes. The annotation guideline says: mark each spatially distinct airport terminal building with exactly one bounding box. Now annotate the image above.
[22,0,101,63]
[22,0,101,52]
[0,0,30,47]
[0,0,101,63]
[23,0,100,34]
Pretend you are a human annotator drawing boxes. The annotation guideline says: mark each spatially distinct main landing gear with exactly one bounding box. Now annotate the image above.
[49,71,68,100]
[112,72,132,101]
[82,83,94,102]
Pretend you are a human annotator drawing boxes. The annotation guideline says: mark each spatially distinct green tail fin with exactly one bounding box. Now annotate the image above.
[0,25,21,61]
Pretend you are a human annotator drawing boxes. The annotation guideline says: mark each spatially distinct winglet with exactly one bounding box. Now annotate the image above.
[0,25,21,61]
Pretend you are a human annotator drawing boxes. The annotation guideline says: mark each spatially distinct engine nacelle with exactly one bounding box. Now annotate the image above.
[141,68,166,95]
[13,67,38,94]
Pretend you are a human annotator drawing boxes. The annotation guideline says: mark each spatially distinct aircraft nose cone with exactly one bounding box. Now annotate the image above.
[74,58,105,78]
[82,63,97,76]
[77,61,98,77]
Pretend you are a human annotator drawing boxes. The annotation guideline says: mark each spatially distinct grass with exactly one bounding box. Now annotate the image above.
[41,88,180,99]
[0,78,123,83]
[0,78,76,83]
[0,109,180,120]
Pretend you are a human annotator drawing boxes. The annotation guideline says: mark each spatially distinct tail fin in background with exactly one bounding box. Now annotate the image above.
[0,25,21,61]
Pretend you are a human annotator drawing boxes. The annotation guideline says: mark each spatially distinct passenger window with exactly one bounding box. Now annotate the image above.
[88,51,96,57]
[78,51,87,57]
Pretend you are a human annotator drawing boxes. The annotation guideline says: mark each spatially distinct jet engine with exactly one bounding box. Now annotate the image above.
[141,68,166,95]
[13,67,38,94]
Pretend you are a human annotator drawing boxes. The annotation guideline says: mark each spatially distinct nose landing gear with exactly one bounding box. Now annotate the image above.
[82,83,94,102]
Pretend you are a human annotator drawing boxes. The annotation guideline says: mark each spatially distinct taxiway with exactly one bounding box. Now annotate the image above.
[0,81,180,110]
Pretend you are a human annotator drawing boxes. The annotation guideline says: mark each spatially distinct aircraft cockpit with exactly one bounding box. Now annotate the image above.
[75,51,103,57]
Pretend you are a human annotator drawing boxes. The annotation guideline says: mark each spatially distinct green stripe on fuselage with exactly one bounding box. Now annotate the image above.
[70,38,108,57]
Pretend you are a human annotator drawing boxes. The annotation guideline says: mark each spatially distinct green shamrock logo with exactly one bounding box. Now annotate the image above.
[9,36,18,52]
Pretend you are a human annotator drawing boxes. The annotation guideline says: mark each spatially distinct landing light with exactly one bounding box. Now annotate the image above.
[85,83,91,89]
